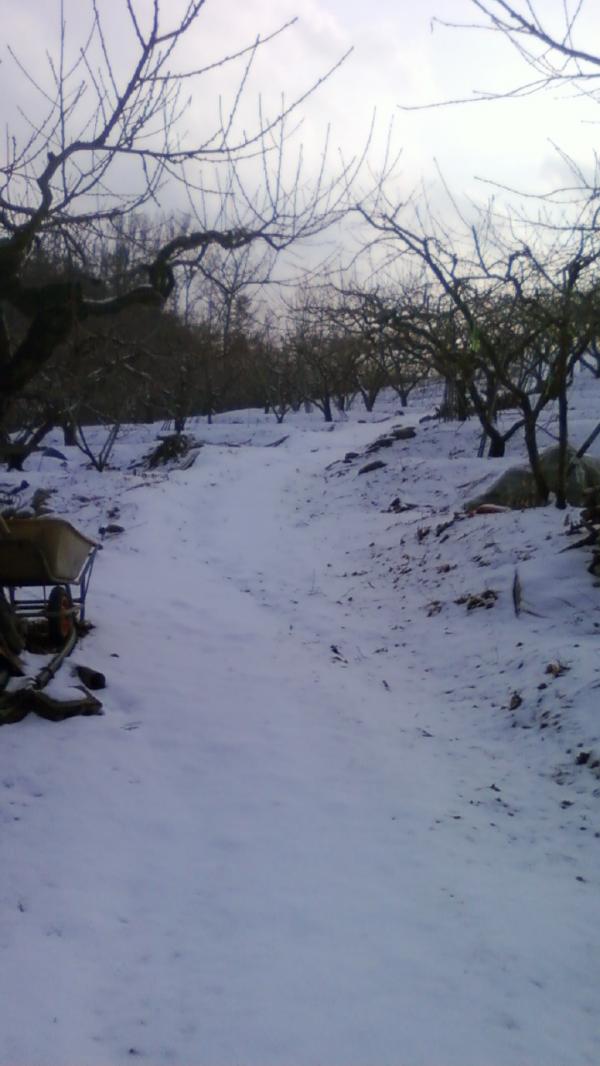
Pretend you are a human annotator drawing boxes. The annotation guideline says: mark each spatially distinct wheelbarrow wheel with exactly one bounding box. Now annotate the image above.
[48,585,75,645]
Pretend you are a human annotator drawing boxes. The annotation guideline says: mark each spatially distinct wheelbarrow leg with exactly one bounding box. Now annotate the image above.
[47,585,75,645]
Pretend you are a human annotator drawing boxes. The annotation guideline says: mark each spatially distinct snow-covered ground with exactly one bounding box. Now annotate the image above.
[1,374,600,1066]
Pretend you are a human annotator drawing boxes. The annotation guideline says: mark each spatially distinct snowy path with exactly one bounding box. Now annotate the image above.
[1,425,599,1065]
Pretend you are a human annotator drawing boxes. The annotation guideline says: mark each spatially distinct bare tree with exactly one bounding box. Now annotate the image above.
[0,0,363,429]
[397,0,600,501]
[180,242,276,421]
[253,337,303,424]
[286,293,359,422]
[334,283,428,409]
[356,189,600,504]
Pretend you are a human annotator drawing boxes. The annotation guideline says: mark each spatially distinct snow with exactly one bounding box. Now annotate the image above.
[1,376,600,1065]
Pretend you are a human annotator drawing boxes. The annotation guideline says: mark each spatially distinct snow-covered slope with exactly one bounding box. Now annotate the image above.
[1,375,599,1065]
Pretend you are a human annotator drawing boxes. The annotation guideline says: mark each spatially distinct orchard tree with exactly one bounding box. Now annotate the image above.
[335,283,428,409]
[0,0,362,430]
[407,0,600,503]
[286,294,359,421]
[253,336,303,424]
[356,189,600,504]
[181,242,276,420]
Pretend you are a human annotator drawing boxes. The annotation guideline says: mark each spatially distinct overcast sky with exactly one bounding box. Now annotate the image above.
[269,0,600,200]
[3,1,600,238]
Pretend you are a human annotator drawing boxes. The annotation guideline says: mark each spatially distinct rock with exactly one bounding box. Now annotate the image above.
[358,460,387,475]
[465,446,600,511]
[466,465,544,511]
[344,452,359,463]
[366,437,394,453]
[74,664,107,690]
[385,497,416,513]
[99,523,125,536]
[455,589,498,610]
[391,426,417,440]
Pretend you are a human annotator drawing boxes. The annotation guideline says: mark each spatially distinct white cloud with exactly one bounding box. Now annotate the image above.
[3,0,600,250]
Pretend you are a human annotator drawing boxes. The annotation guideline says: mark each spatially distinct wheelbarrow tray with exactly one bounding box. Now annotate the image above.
[0,518,98,586]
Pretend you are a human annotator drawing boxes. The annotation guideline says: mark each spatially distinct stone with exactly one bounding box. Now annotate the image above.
[358,460,387,475]
[465,446,600,511]
[366,437,394,453]
[74,664,107,690]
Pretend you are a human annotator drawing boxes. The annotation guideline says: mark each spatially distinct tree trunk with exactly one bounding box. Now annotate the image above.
[0,285,79,426]
[469,383,505,458]
[62,421,77,447]
[555,382,569,509]
[488,435,506,458]
[523,413,549,503]
[441,378,469,421]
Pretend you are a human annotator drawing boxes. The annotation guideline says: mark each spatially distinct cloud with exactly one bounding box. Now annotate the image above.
[3,0,600,245]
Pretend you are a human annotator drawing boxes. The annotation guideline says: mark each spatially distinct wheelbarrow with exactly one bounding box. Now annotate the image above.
[0,515,99,644]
